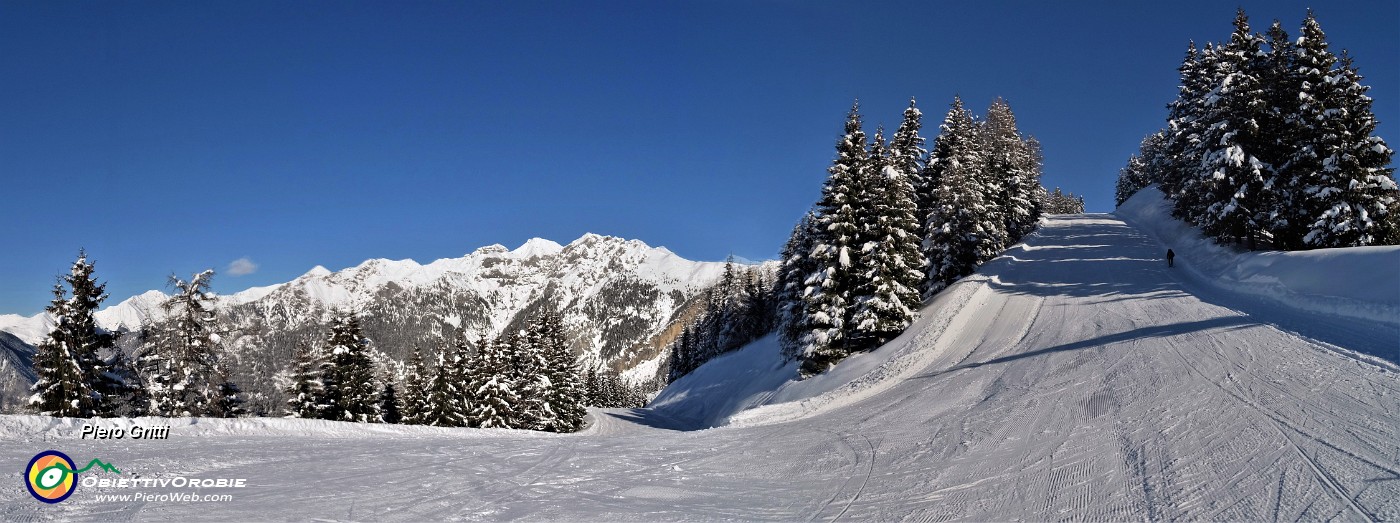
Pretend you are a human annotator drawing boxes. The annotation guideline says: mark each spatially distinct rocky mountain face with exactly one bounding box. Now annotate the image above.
[0,331,36,412]
[0,234,737,414]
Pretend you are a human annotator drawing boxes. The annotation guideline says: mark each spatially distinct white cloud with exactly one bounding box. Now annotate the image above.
[227,257,259,276]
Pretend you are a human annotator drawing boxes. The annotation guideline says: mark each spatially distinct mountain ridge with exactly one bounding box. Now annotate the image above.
[1,233,759,414]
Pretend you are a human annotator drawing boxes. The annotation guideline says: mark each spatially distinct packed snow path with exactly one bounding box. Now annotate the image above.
[4,214,1397,521]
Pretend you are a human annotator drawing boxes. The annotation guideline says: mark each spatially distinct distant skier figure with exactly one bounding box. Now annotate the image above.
[1166,248,1175,268]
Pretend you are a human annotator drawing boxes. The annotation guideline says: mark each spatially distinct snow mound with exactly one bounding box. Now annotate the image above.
[1116,186,1400,326]
[649,279,987,429]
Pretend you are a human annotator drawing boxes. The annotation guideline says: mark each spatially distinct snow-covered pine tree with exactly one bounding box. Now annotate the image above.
[1252,19,1302,246]
[379,378,402,424]
[1282,14,1398,247]
[142,270,233,417]
[665,325,694,383]
[282,342,324,418]
[421,344,467,427]
[776,211,817,360]
[512,328,554,431]
[799,101,868,377]
[1043,188,1088,214]
[1117,131,1168,206]
[984,98,1040,243]
[1194,10,1275,247]
[1271,11,1336,248]
[975,98,1015,249]
[1160,41,1207,216]
[28,253,134,417]
[27,281,97,417]
[737,267,775,343]
[318,312,381,423]
[714,256,748,353]
[467,336,520,429]
[534,310,586,432]
[923,97,993,293]
[62,253,129,416]
[850,125,926,352]
[209,367,245,418]
[890,98,929,222]
[582,365,600,406]
[399,347,430,424]
[1022,137,1048,224]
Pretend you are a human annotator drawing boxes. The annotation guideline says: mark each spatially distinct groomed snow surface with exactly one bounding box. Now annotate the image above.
[4,196,1398,521]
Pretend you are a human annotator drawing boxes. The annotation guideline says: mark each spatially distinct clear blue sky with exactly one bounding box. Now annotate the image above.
[1,1,1396,315]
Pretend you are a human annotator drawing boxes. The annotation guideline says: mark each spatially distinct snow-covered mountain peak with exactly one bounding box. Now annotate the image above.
[94,289,169,333]
[512,238,564,258]
[568,232,610,246]
[302,265,332,278]
[471,244,510,257]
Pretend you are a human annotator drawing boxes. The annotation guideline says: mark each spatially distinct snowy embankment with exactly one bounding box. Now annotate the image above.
[649,254,1024,429]
[1116,186,1400,327]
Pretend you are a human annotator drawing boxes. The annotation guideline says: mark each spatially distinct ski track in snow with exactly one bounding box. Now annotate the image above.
[3,213,1397,521]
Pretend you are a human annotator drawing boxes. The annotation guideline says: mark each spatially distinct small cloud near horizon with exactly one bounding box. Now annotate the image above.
[227,257,258,276]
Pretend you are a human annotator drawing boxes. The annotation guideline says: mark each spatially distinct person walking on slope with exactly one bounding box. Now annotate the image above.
[1166,248,1175,268]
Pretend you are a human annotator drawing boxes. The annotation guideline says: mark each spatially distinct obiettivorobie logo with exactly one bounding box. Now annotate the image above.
[23,450,121,504]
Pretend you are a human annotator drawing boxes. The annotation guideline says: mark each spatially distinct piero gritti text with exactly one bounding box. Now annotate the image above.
[81,424,171,440]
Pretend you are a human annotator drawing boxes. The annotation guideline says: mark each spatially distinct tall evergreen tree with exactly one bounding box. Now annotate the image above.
[666,324,695,383]
[891,98,929,221]
[1162,41,1218,224]
[799,101,868,376]
[1194,10,1274,247]
[282,342,325,418]
[1022,137,1048,225]
[318,312,381,423]
[467,336,520,429]
[535,311,586,432]
[983,98,1040,244]
[141,270,233,417]
[399,347,430,424]
[29,253,133,417]
[1285,17,1398,247]
[512,328,554,431]
[209,367,245,418]
[850,126,926,351]
[28,281,95,417]
[421,344,468,427]
[775,212,817,361]
[1043,188,1087,214]
[1118,131,1168,206]
[379,378,402,424]
[923,98,994,292]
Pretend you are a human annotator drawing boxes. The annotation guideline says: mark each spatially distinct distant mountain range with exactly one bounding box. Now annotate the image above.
[0,234,752,414]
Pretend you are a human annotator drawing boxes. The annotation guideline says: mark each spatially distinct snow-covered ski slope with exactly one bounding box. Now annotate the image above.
[3,204,1397,521]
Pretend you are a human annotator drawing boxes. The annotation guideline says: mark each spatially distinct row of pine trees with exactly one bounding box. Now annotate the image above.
[27,253,644,432]
[1116,9,1397,249]
[665,258,776,383]
[284,310,590,432]
[776,98,1049,377]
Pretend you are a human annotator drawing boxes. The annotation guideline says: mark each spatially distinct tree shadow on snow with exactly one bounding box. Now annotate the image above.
[982,220,1187,302]
[601,409,701,432]
[1007,218,1400,365]
[911,315,1261,380]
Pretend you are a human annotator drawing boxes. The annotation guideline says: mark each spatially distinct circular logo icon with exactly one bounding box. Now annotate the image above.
[24,450,77,504]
